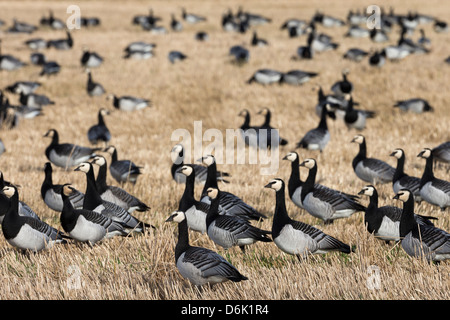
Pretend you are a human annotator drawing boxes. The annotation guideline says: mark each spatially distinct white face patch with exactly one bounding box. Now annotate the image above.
[269,179,283,191]
[207,187,218,199]
[77,163,91,173]
[352,135,364,144]
[172,211,186,223]
[239,110,248,117]
[93,156,106,166]
[391,149,403,159]
[172,144,183,154]
[420,149,431,158]
[303,158,316,169]
[2,186,15,198]
[181,165,193,176]
[63,185,73,196]
[202,155,214,166]
[285,152,297,162]
[397,190,410,202]
[100,109,109,117]
[362,186,375,196]
[45,130,55,138]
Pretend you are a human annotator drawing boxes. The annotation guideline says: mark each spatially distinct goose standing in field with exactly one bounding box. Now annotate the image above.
[251,31,268,46]
[256,107,289,147]
[0,40,27,71]
[5,81,41,95]
[1,185,68,252]
[44,129,101,169]
[390,148,421,202]
[106,94,150,111]
[104,145,143,185]
[75,162,152,233]
[59,184,128,244]
[417,148,450,211]
[393,98,433,113]
[265,179,352,261]
[431,141,450,166]
[86,69,106,97]
[343,95,376,131]
[358,185,435,244]
[41,162,84,212]
[8,19,37,34]
[80,48,103,68]
[247,69,283,85]
[205,187,272,252]
[182,8,207,24]
[331,70,353,97]
[30,52,46,66]
[46,30,73,50]
[170,14,183,31]
[351,134,395,184]
[39,61,61,76]
[295,31,314,60]
[299,158,365,223]
[166,210,248,287]
[280,70,318,85]
[296,104,332,152]
[170,144,230,184]
[238,109,261,149]
[91,156,149,213]
[200,155,266,221]
[394,189,450,263]
[87,108,111,146]
[168,51,187,64]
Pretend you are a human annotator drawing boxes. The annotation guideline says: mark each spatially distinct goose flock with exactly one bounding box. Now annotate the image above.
[0,3,449,292]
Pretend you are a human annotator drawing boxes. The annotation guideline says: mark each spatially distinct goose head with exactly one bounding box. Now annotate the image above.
[165,210,186,223]
[264,178,284,191]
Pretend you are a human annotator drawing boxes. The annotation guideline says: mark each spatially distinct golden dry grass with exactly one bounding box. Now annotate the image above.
[0,0,448,301]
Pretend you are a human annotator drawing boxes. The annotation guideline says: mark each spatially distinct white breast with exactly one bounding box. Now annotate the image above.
[274,224,317,256]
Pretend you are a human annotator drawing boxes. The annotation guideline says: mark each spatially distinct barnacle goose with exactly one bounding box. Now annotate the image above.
[106,94,150,111]
[59,184,128,244]
[299,158,365,223]
[104,145,143,184]
[124,42,156,54]
[75,162,152,233]
[369,50,386,68]
[44,129,100,169]
[295,31,314,60]
[1,185,68,252]
[431,141,450,166]
[195,31,209,41]
[247,69,283,85]
[393,98,433,113]
[25,38,47,50]
[256,107,288,147]
[46,30,73,50]
[314,86,346,120]
[6,81,41,95]
[168,51,187,64]
[86,69,106,97]
[81,48,104,68]
[358,185,435,244]
[343,95,376,131]
[8,19,37,34]
[171,144,229,184]
[41,162,84,212]
[39,61,61,76]
[19,91,54,108]
[91,155,150,213]
[344,25,370,38]
[309,26,339,52]
[87,108,111,145]
[0,40,27,71]
[200,155,266,221]
[434,20,448,33]
[251,31,268,46]
[351,134,395,184]
[182,8,207,24]
[331,70,353,97]
[205,187,272,252]
[417,148,450,211]
[239,109,283,150]
[343,48,369,62]
[296,104,332,152]
[166,210,248,287]
[265,179,352,261]
[30,52,46,66]
[394,189,450,263]
[280,70,318,85]
[312,11,345,27]
[370,28,389,43]
[390,148,422,202]
[170,14,183,31]
[229,45,249,65]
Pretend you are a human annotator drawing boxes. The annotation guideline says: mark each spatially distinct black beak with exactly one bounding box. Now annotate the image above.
[165,214,175,222]
[393,194,400,200]
[264,182,273,188]
[357,190,365,195]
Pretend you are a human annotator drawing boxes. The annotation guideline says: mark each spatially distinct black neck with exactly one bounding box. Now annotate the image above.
[97,110,105,126]
[110,149,118,163]
[241,113,250,129]
[171,151,184,179]
[95,162,108,194]
[202,162,218,196]
[399,195,416,237]
[60,190,79,232]
[263,111,271,127]
[272,184,291,238]
[393,154,407,182]
[174,219,190,262]
[205,193,221,227]
[353,140,367,169]
[317,105,328,130]
[41,164,53,198]
[179,172,196,211]
[287,157,302,198]
[301,164,317,201]
[82,166,103,210]
[367,190,379,210]
[420,155,434,187]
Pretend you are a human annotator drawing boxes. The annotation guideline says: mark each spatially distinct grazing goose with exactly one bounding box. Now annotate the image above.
[256,107,288,147]
[299,158,365,223]
[343,95,376,131]
[0,40,27,71]
[431,141,450,166]
[41,162,84,212]
[87,108,111,145]
[368,50,386,68]
[168,51,187,64]
[247,69,283,85]
[170,14,183,31]
[331,70,353,96]
[123,49,154,60]
[344,25,370,38]
[251,31,268,46]
[370,28,389,43]
[75,162,152,233]
[171,144,229,184]
[30,52,46,65]
[433,20,448,33]
[104,145,143,184]
[5,81,41,95]
[8,19,37,34]
[417,148,450,211]
[80,48,103,68]
[19,91,54,108]
[394,189,450,263]
[60,184,127,243]
[265,178,352,261]
[86,69,106,97]
[124,42,156,53]
[1,185,68,252]
[106,94,150,111]
[280,70,318,85]
[47,30,73,50]
[296,104,332,152]
[182,8,207,23]
[314,86,346,120]
[310,29,339,52]
[195,31,209,41]
[351,134,395,184]
[200,155,266,221]
[39,61,61,76]
[343,48,369,62]
[205,187,272,252]
[358,185,435,244]
[393,98,433,113]
[313,12,345,27]
[91,156,150,213]
[44,129,100,169]
[383,44,410,61]
[295,31,314,60]
[166,210,248,286]
[229,45,250,65]
[390,148,422,202]
[25,38,47,50]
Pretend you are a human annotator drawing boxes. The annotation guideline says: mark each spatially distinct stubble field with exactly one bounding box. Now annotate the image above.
[0,0,448,300]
